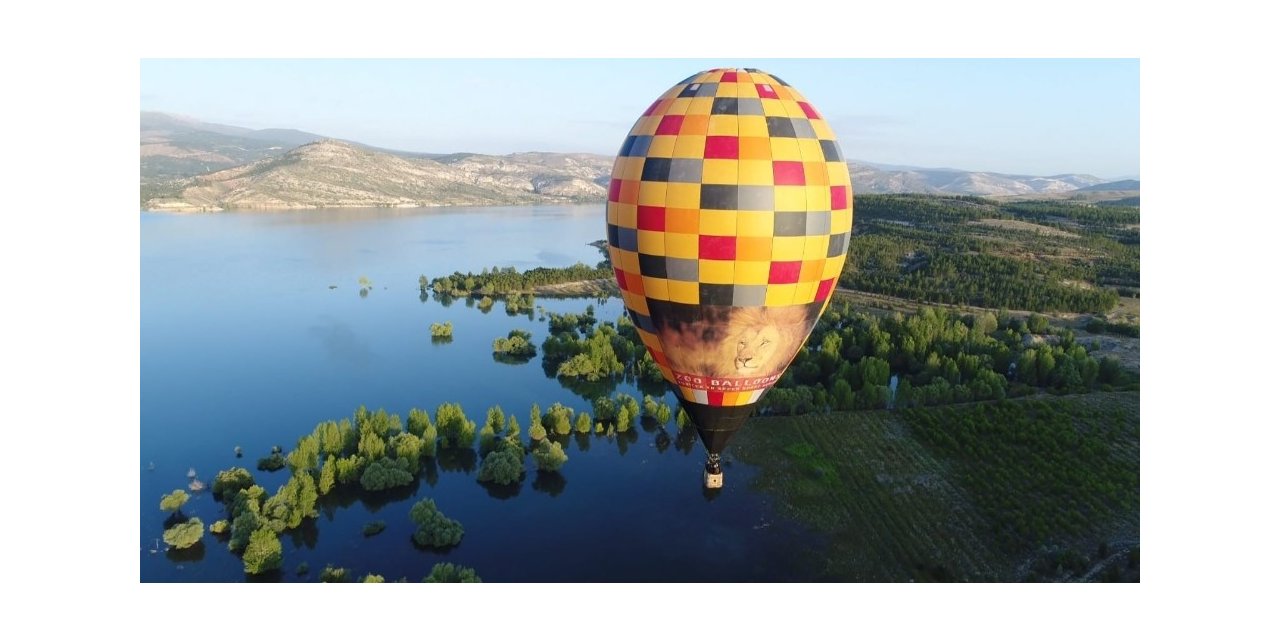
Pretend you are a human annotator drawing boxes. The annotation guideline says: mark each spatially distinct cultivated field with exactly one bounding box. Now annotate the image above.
[728,392,1140,581]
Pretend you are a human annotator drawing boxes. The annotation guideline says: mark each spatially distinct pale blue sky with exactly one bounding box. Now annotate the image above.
[141,59,1139,179]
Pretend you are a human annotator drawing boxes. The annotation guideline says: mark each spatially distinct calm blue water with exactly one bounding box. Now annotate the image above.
[141,205,817,582]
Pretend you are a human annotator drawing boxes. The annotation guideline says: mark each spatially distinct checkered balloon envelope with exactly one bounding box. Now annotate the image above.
[606,68,853,455]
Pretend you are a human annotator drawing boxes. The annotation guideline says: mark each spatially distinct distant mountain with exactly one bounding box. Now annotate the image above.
[140,112,330,181]
[849,162,1108,196]
[1074,179,1140,192]
[141,112,1124,209]
[144,140,612,211]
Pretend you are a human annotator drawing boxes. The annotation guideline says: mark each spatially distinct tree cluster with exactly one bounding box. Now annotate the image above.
[409,499,464,548]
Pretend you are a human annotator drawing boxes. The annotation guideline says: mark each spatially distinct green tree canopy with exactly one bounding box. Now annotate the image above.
[212,468,255,501]
[359,457,415,491]
[532,440,568,472]
[159,490,189,514]
[409,499,465,548]
[242,527,282,575]
[163,517,204,549]
[436,403,477,448]
[477,447,524,485]
[424,563,482,583]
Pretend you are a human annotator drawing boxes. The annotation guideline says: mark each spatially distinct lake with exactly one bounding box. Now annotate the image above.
[140,204,820,582]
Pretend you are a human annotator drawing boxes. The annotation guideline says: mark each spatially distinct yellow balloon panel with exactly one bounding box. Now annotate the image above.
[607,68,853,408]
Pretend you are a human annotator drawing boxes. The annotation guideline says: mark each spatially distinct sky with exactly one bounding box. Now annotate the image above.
[141,58,1138,180]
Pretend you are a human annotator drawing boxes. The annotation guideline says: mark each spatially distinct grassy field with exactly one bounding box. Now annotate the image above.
[728,392,1139,581]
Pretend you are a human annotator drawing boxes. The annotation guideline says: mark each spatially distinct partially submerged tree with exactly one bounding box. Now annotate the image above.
[163,517,204,549]
[159,490,189,515]
[242,527,282,575]
[409,499,464,549]
[532,440,568,472]
[424,563,481,583]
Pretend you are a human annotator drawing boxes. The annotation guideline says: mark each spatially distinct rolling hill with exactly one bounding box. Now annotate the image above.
[141,112,1131,210]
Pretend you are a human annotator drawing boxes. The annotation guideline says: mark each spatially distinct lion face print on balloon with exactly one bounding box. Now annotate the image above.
[650,302,821,383]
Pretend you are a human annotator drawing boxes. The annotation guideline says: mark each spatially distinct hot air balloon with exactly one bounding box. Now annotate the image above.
[606,68,853,488]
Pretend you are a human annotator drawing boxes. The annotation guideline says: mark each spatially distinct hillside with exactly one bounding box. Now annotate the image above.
[144,140,612,211]
[850,162,1107,196]
[142,112,1133,209]
[140,111,329,182]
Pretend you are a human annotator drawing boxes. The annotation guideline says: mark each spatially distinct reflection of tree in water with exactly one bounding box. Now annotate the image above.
[572,432,591,453]
[654,429,672,454]
[430,335,453,345]
[419,291,430,304]
[164,541,206,563]
[532,471,567,497]
[437,448,477,474]
[478,478,522,500]
[615,428,639,456]
[319,476,423,515]
[246,568,284,583]
[421,457,440,487]
[675,424,698,455]
[552,373,620,403]
[632,375,669,400]
[285,517,320,550]
[493,352,536,366]
[433,292,455,307]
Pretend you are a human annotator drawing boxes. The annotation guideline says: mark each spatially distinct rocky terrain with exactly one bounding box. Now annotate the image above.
[141,112,1133,210]
[144,141,612,211]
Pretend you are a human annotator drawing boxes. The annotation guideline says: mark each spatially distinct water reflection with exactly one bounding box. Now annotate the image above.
[478,478,522,500]
[492,353,535,366]
[308,317,374,368]
[654,429,671,453]
[436,448,477,474]
[321,477,423,514]
[286,517,320,550]
[675,425,698,455]
[165,541,206,563]
[142,206,822,582]
[531,471,567,497]
[615,428,639,456]
[420,457,440,487]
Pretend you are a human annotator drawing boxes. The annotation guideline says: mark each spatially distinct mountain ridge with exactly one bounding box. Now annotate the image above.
[141,112,1132,210]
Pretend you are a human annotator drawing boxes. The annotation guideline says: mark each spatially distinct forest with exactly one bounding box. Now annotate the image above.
[840,195,1139,313]
[500,298,1138,417]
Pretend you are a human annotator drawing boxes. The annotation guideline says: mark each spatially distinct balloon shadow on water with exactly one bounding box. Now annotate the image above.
[532,471,567,497]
